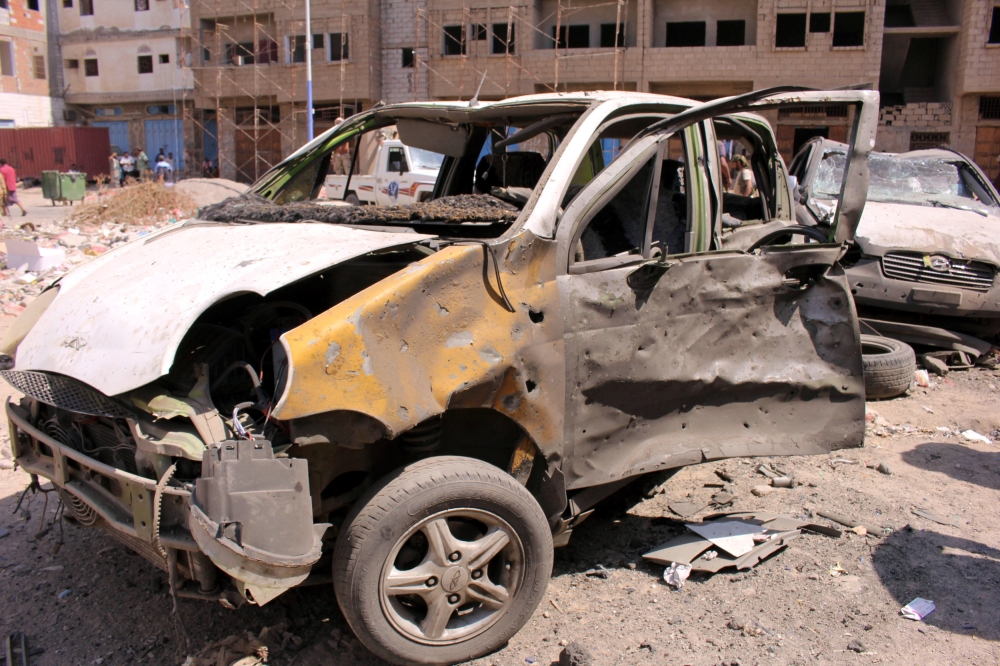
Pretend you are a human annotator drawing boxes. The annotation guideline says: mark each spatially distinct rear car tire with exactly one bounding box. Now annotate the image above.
[861,334,916,399]
[346,193,361,206]
[333,456,553,666]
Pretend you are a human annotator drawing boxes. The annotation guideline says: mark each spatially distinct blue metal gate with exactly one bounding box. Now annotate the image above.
[92,121,129,154]
[145,118,184,171]
[203,120,218,163]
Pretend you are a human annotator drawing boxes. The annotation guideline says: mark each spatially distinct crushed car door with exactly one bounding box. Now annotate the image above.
[555,88,878,490]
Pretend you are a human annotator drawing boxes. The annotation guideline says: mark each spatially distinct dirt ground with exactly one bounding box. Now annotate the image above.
[1,313,999,665]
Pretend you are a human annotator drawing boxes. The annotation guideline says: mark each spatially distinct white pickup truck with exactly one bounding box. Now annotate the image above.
[325,139,443,205]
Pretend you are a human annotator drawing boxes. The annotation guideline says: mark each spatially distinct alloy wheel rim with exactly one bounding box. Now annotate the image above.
[379,508,524,645]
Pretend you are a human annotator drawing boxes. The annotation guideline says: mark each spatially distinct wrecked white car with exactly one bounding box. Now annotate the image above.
[2,87,877,665]
[791,138,1000,360]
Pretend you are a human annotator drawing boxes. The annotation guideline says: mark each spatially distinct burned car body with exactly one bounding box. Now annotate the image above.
[791,138,1000,352]
[3,88,877,665]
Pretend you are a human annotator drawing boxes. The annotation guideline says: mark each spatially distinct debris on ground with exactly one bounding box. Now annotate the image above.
[847,638,868,653]
[961,429,992,444]
[921,354,950,376]
[900,598,936,621]
[914,369,931,387]
[558,641,594,666]
[816,510,880,535]
[668,501,708,518]
[70,180,196,228]
[4,240,65,272]
[662,562,692,589]
[198,192,519,225]
[643,511,842,578]
[911,507,962,528]
[183,623,300,666]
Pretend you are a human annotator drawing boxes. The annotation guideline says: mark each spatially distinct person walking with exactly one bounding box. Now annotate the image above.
[0,159,27,217]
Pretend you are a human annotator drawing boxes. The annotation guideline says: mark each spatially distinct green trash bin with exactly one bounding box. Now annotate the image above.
[58,172,86,204]
[41,171,60,204]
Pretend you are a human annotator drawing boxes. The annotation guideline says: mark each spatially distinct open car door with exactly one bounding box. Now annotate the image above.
[555,88,879,490]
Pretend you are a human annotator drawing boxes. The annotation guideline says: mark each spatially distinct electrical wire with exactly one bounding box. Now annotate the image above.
[455,240,516,312]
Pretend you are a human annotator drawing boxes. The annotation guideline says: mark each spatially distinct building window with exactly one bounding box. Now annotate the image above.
[553,24,589,49]
[138,54,153,73]
[290,35,307,63]
[600,23,624,48]
[27,0,40,10]
[329,32,348,61]
[716,20,745,46]
[909,132,949,151]
[989,7,1000,44]
[84,58,99,76]
[492,23,514,54]
[470,24,487,41]
[63,0,73,7]
[775,13,807,48]
[32,55,45,79]
[0,42,11,77]
[312,33,324,50]
[227,42,255,65]
[980,96,1000,119]
[65,59,79,69]
[401,47,414,68]
[94,107,122,116]
[235,106,279,125]
[809,12,831,33]
[135,0,148,10]
[147,104,176,115]
[666,21,706,47]
[80,0,93,16]
[833,12,865,47]
[443,25,465,55]
[159,53,169,64]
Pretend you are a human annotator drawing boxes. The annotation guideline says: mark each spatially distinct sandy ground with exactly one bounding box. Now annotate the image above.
[1,317,1000,666]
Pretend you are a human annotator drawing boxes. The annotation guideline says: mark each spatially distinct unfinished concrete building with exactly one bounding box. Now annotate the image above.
[186,0,1000,183]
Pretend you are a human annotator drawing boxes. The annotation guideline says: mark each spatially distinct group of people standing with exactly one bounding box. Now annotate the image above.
[108,150,176,186]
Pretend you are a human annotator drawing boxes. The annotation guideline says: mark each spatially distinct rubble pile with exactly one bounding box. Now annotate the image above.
[199,192,520,225]
[70,180,197,228]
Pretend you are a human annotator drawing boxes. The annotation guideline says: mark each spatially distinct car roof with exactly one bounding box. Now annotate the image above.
[816,138,964,163]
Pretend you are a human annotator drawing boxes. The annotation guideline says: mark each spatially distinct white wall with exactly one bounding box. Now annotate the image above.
[0,91,64,126]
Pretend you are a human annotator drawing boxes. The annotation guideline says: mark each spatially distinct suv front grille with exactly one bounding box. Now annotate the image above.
[881,252,995,293]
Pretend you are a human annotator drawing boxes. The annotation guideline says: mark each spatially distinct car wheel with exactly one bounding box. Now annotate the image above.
[346,193,361,206]
[333,456,553,666]
[861,334,915,399]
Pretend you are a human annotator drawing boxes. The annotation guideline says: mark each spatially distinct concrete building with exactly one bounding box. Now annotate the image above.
[59,0,194,173]
[0,0,65,127]
[186,0,1000,183]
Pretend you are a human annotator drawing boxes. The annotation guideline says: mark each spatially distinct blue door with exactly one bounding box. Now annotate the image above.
[145,118,185,171]
[203,120,218,163]
[92,121,129,154]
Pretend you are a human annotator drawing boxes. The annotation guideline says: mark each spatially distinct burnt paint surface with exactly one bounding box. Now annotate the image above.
[558,248,864,490]
[272,233,568,456]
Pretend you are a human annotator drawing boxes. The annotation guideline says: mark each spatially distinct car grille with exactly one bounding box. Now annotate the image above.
[0,370,134,419]
[881,252,995,293]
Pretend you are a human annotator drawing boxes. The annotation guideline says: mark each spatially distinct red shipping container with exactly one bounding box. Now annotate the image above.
[0,126,112,182]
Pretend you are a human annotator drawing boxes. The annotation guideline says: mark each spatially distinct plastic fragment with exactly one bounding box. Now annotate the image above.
[663,562,692,589]
[901,598,935,620]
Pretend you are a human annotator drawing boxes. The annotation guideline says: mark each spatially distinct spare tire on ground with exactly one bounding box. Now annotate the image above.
[861,334,916,399]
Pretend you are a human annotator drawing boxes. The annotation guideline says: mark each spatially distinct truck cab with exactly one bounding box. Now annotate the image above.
[325,138,443,205]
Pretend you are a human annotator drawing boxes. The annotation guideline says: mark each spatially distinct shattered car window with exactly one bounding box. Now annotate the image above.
[409,147,445,171]
[814,151,1000,215]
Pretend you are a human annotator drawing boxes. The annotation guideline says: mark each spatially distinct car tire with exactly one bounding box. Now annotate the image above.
[333,456,553,666]
[861,334,915,399]
[346,193,361,206]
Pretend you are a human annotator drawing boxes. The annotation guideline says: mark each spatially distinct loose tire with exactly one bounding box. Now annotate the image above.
[333,456,553,665]
[861,334,915,399]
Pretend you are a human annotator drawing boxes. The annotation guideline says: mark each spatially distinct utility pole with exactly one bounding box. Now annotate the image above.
[306,0,314,141]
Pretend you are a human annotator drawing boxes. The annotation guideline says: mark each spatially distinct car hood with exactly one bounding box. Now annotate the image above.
[852,201,1000,266]
[14,221,433,397]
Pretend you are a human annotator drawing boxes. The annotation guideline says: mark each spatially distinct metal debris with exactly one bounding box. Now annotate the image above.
[911,507,962,528]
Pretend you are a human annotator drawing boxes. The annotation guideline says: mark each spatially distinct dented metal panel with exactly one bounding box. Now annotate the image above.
[13,223,432,396]
[272,237,567,453]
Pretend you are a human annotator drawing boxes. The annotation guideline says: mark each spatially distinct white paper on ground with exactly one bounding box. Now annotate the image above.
[686,521,766,557]
[900,598,936,620]
[663,562,692,589]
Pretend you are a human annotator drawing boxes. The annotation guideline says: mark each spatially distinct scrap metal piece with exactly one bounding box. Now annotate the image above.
[911,507,962,529]
[690,529,802,573]
[643,532,714,566]
[702,510,842,538]
[816,510,880,535]
[669,501,708,518]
